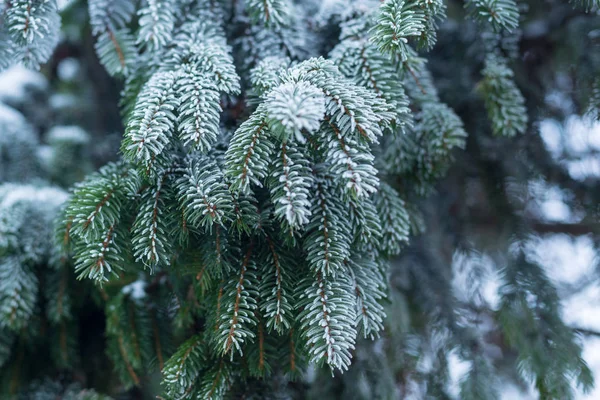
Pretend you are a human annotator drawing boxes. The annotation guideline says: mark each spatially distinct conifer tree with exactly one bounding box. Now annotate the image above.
[0,76,114,397]
[1,0,600,398]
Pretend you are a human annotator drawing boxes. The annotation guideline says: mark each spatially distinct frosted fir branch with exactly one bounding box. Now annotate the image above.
[162,335,205,398]
[246,0,290,28]
[6,0,58,44]
[389,102,467,196]
[176,156,233,230]
[466,0,520,32]
[131,171,173,268]
[322,121,379,198]
[259,237,294,333]
[398,47,441,103]
[370,0,426,61]
[235,21,313,72]
[478,55,527,137]
[225,105,275,193]
[418,103,467,161]
[303,177,352,276]
[330,41,412,130]
[195,359,233,399]
[119,21,239,176]
[347,196,381,248]
[297,273,357,372]
[181,43,241,96]
[264,80,326,143]
[288,58,395,142]
[74,223,125,282]
[136,0,174,51]
[88,0,135,35]
[249,56,290,99]
[346,257,386,339]
[168,19,228,59]
[35,0,599,396]
[95,29,137,76]
[267,141,313,231]
[4,0,60,69]
[66,165,126,242]
[176,70,222,152]
[0,256,38,331]
[217,245,259,359]
[164,22,240,94]
[123,71,180,166]
[414,0,447,50]
[226,189,260,235]
[0,33,17,71]
[373,182,410,256]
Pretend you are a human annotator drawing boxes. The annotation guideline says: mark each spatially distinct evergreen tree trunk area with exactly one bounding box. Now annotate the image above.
[1,0,600,398]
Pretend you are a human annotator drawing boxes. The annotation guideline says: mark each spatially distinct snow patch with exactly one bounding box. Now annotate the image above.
[539,116,600,180]
[526,234,597,286]
[539,118,563,158]
[46,125,90,144]
[50,93,78,110]
[57,58,80,81]
[0,103,26,125]
[122,280,147,300]
[0,184,68,210]
[0,65,47,102]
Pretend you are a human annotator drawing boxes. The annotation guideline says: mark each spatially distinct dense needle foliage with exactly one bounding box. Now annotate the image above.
[1,0,600,398]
